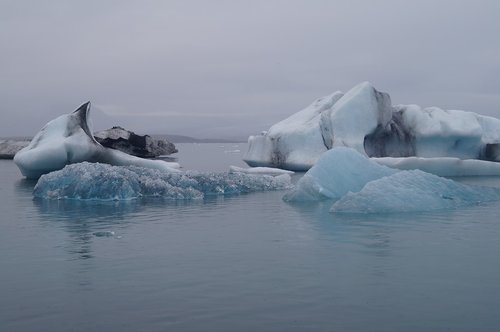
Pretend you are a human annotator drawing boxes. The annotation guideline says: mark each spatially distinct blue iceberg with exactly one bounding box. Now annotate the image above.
[331,169,500,213]
[284,147,500,213]
[34,162,292,200]
[283,147,396,202]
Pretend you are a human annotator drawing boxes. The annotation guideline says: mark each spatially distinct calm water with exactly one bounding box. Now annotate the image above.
[2,143,500,332]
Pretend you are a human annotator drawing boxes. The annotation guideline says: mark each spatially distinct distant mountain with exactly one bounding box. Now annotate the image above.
[153,134,246,143]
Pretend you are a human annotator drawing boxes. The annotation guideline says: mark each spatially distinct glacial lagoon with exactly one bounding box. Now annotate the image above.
[2,143,500,331]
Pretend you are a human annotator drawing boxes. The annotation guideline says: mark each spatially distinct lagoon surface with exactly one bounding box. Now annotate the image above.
[2,143,500,331]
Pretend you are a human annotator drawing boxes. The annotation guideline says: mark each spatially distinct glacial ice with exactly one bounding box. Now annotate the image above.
[94,126,177,158]
[244,82,500,173]
[283,147,396,202]
[14,102,180,179]
[331,170,500,214]
[373,156,500,177]
[284,147,500,214]
[33,162,292,200]
[244,91,344,171]
[229,165,295,175]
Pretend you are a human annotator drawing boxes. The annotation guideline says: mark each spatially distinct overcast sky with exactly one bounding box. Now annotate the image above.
[1,0,499,138]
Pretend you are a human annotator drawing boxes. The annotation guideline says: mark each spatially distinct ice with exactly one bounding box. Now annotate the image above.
[284,147,500,214]
[94,126,177,158]
[283,147,396,201]
[244,82,500,172]
[244,91,344,171]
[331,170,500,214]
[229,165,294,175]
[373,156,500,177]
[14,102,179,178]
[33,162,292,200]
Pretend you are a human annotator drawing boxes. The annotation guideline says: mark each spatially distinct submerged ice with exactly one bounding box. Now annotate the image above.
[284,147,500,213]
[244,82,500,173]
[34,162,292,200]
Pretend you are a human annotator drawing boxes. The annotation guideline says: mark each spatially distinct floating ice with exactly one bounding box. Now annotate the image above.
[229,165,295,175]
[244,82,500,173]
[284,147,500,214]
[331,170,500,214]
[33,162,292,200]
[14,102,179,179]
[373,156,500,177]
[283,147,395,202]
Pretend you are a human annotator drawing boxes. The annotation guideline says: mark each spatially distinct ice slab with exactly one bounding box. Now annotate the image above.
[34,162,292,200]
[283,147,396,201]
[373,156,500,177]
[331,169,500,213]
[284,147,500,214]
[229,165,294,175]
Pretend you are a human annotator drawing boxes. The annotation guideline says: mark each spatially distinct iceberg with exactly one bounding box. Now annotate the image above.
[373,156,500,177]
[331,170,500,214]
[244,82,500,173]
[33,162,292,200]
[229,165,294,175]
[14,102,180,179]
[94,126,177,158]
[283,147,396,202]
[284,147,500,214]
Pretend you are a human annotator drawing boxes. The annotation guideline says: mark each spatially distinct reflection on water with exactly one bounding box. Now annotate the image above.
[3,150,500,332]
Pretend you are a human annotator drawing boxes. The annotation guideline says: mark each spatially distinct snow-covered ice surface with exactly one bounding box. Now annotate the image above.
[284,147,500,214]
[14,102,179,178]
[244,82,500,172]
[229,165,294,175]
[34,162,292,200]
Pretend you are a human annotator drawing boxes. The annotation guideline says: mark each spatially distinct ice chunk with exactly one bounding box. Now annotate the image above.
[283,147,396,201]
[33,162,292,200]
[244,82,393,170]
[14,102,179,179]
[229,165,294,175]
[244,82,500,172]
[94,126,177,157]
[244,91,344,171]
[331,170,500,213]
[373,156,500,177]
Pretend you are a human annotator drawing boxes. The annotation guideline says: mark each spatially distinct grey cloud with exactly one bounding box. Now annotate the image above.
[1,0,499,138]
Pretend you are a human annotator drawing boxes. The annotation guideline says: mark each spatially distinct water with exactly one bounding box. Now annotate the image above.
[2,143,500,331]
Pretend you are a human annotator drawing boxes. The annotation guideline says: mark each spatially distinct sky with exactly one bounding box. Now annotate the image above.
[1,0,500,139]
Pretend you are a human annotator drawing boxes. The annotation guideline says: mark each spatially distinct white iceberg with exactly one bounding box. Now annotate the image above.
[14,102,180,179]
[34,162,292,201]
[244,82,500,173]
[284,147,500,213]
